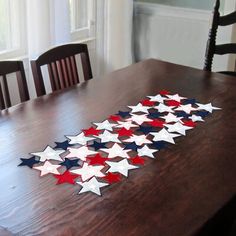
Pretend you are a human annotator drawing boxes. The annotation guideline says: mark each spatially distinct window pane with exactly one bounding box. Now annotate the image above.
[0,0,10,51]
[69,0,88,31]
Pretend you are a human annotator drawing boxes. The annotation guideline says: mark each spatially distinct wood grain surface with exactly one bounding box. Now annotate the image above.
[0,59,235,236]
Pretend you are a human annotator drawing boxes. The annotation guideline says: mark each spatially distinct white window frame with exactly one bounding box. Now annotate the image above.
[69,0,96,41]
[0,0,27,60]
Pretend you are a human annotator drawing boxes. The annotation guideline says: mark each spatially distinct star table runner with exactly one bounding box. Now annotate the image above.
[19,90,221,196]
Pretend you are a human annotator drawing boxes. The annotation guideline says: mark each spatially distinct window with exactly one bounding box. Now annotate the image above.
[69,0,96,41]
[0,0,26,57]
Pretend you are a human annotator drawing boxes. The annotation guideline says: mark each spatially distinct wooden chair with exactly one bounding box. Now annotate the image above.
[204,0,236,76]
[0,61,29,110]
[31,43,93,97]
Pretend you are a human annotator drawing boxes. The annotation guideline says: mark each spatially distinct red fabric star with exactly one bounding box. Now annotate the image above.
[102,172,122,184]
[82,127,101,136]
[108,115,121,122]
[87,154,109,166]
[159,90,170,95]
[166,100,181,107]
[148,119,165,128]
[54,171,79,185]
[182,120,196,127]
[140,99,155,106]
[130,156,145,165]
[117,128,133,137]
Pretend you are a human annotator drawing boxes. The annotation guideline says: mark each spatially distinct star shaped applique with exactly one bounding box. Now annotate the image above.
[166,94,186,102]
[100,143,131,159]
[123,134,152,146]
[93,120,118,131]
[164,122,193,136]
[165,100,181,107]
[59,158,80,170]
[194,110,210,118]
[108,115,121,122]
[189,114,204,122]
[196,103,221,113]
[89,141,108,151]
[124,142,141,151]
[128,103,150,114]
[77,177,108,196]
[83,127,101,136]
[147,111,161,119]
[116,120,138,129]
[161,113,183,123]
[106,159,138,177]
[182,98,197,105]
[159,90,170,95]
[148,119,165,128]
[182,120,196,128]
[86,154,109,166]
[96,130,121,143]
[117,111,131,118]
[102,172,122,184]
[150,128,180,144]
[140,99,155,106]
[33,160,61,176]
[147,94,166,103]
[137,145,157,158]
[175,111,190,119]
[127,114,152,125]
[18,156,40,168]
[70,163,105,182]
[137,125,155,135]
[150,141,168,150]
[66,132,96,145]
[174,104,197,114]
[155,103,175,113]
[54,140,74,150]
[117,128,133,137]
[54,171,79,185]
[66,146,97,161]
[129,156,145,165]
[31,146,64,162]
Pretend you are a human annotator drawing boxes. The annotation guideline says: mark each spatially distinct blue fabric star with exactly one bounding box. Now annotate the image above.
[182,98,197,105]
[89,141,108,151]
[137,125,155,135]
[60,158,80,170]
[194,111,210,118]
[174,111,190,119]
[148,111,161,119]
[116,111,131,118]
[124,142,141,152]
[18,156,40,168]
[54,140,73,150]
[150,141,168,150]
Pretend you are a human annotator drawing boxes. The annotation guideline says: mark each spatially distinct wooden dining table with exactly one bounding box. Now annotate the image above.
[0,59,235,236]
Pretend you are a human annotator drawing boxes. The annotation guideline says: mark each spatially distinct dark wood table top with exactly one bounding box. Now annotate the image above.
[0,59,235,236]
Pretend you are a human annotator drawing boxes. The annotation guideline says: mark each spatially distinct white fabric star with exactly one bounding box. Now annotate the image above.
[128,103,150,114]
[196,103,221,113]
[116,121,138,129]
[155,103,175,113]
[165,122,193,136]
[66,146,97,161]
[137,145,157,158]
[93,120,118,131]
[166,94,186,102]
[66,132,95,145]
[106,159,138,177]
[161,113,183,123]
[147,94,166,103]
[150,128,180,144]
[71,163,105,181]
[33,160,61,176]
[127,114,152,125]
[189,114,204,122]
[96,130,121,143]
[77,177,108,196]
[100,143,131,159]
[174,104,197,114]
[31,146,64,162]
[123,134,152,146]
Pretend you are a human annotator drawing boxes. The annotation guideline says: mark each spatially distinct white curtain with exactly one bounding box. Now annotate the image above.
[97,0,134,74]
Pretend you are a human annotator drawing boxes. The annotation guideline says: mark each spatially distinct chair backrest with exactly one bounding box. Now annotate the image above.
[0,61,29,110]
[31,43,93,97]
[204,0,236,73]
